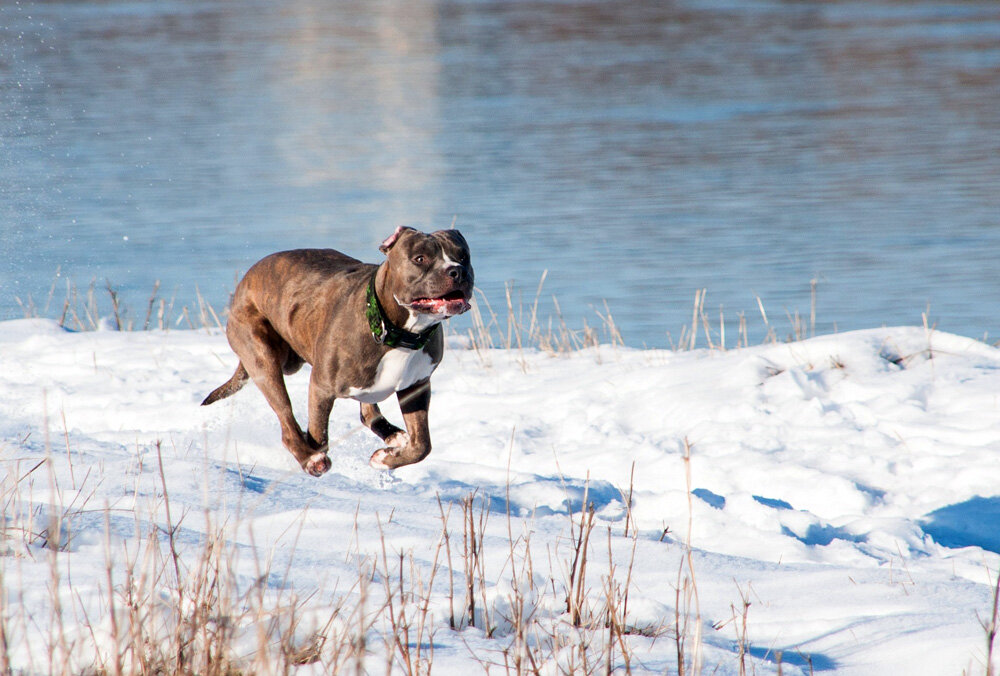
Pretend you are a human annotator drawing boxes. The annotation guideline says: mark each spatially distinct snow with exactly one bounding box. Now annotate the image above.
[1,318,998,674]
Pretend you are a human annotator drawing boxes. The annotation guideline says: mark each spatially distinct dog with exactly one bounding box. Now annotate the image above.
[201,226,474,475]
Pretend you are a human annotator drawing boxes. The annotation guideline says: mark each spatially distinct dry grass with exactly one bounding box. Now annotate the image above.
[0,429,711,675]
[0,369,989,675]
[0,447,351,675]
[666,281,819,353]
[12,272,824,358]
[15,277,227,333]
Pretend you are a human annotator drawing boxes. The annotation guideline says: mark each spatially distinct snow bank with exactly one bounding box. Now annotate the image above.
[1,319,998,674]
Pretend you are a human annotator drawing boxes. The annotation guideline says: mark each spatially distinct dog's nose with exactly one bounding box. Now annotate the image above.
[447,266,462,282]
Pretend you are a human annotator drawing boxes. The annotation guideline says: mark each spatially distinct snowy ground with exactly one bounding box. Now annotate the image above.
[1,318,998,674]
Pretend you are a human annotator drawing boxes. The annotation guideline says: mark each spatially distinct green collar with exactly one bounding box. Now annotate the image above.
[366,269,439,350]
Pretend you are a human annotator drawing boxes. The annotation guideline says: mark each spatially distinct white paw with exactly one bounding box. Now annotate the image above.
[369,449,392,470]
[304,452,331,477]
[386,431,411,448]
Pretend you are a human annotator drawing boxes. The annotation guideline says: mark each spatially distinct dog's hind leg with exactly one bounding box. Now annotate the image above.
[283,349,305,375]
[228,312,331,477]
[201,362,249,405]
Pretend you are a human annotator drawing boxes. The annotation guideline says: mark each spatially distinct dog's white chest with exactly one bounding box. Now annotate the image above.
[348,349,435,403]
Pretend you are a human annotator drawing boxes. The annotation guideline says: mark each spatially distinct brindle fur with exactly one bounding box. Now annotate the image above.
[202,228,473,475]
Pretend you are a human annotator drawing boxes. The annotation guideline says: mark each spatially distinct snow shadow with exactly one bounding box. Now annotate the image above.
[922,496,1000,554]
[780,523,865,547]
[434,476,622,518]
[749,494,865,547]
[224,468,270,494]
[692,487,726,510]
[747,646,837,672]
[752,494,792,510]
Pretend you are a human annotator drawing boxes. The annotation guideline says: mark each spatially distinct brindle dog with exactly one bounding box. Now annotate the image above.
[202,226,473,475]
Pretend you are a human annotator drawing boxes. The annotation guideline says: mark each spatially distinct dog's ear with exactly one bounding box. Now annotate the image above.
[379,226,416,254]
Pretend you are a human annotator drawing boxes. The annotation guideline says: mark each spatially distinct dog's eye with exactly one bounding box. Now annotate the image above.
[413,255,426,265]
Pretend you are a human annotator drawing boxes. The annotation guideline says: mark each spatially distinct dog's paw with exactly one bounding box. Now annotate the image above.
[386,431,411,449]
[369,448,395,470]
[303,452,331,477]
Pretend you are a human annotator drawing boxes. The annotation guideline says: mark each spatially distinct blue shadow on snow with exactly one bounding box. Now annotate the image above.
[752,494,793,510]
[750,494,865,546]
[781,524,865,547]
[922,495,1000,554]
[747,645,837,671]
[434,477,621,518]
[692,488,726,510]
[226,468,270,494]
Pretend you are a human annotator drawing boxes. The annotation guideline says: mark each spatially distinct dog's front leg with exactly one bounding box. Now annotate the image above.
[360,402,405,443]
[369,379,431,470]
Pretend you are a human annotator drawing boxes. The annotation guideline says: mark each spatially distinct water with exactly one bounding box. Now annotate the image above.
[2,0,999,347]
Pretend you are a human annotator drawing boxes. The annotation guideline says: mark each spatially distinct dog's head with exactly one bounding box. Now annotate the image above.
[379,226,474,317]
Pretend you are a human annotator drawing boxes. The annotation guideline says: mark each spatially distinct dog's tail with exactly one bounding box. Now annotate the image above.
[201,362,249,406]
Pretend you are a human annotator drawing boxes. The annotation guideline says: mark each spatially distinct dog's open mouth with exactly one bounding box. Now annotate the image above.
[405,290,471,316]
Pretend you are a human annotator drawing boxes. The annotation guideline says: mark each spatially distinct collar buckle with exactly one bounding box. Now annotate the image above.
[366,268,438,350]
[372,318,387,345]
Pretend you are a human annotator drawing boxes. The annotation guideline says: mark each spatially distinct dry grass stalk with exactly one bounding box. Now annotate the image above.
[196,285,225,331]
[0,567,9,676]
[733,582,752,676]
[143,279,161,330]
[810,277,818,338]
[564,485,596,627]
[506,283,529,372]
[620,461,636,539]
[675,437,703,676]
[719,304,726,351]
[689,289,704,350]
[755,294,777,344]
[983,566,1000,676]
[460,490,492,634]
[437,496,458,630]
[106,280,123,331]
